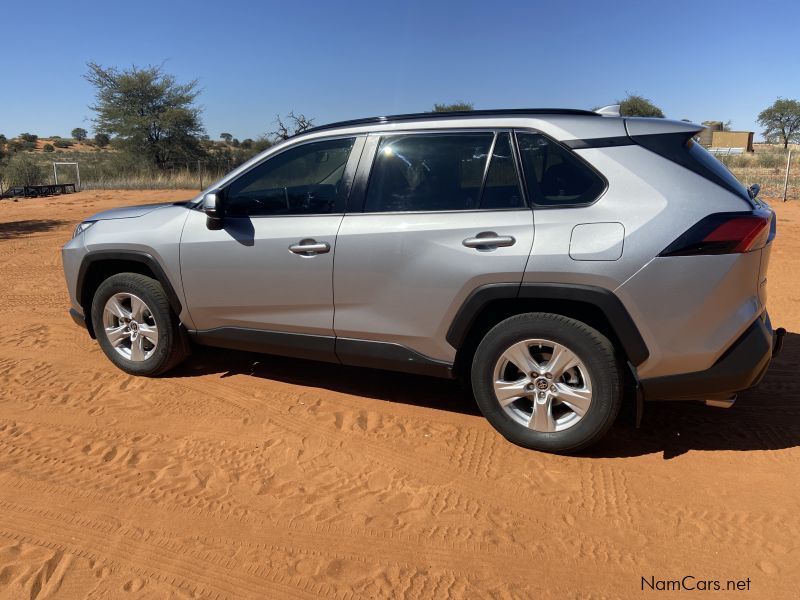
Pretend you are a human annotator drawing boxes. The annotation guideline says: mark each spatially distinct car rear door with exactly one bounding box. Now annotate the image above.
[332,130,534,368]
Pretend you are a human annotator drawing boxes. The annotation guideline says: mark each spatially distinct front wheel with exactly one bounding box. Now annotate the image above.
[471,313,621,453]
[91,273,188,376]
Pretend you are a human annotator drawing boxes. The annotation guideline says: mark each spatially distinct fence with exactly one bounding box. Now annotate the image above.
[77,157,248,191]
[716,149,798,201]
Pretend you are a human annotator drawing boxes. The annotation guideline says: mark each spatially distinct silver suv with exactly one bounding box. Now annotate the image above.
[62,108,784,453]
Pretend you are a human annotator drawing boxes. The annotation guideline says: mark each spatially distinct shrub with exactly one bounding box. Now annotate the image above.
[20,132,38,143]
[94,133,110,148]
[4,153,47,186]
[53,139,74,148]
[43,143,55,152]
[758,153,785,169]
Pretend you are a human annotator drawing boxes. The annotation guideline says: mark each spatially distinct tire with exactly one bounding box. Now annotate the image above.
[91,272,189,376]
[471,312,620,453]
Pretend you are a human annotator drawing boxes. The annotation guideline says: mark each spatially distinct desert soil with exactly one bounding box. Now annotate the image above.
[0,189,798,599]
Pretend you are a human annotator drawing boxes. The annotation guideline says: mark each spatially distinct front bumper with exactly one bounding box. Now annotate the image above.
[640,313,776,401]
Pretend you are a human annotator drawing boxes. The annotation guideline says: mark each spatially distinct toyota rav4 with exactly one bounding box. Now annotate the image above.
[62,107,784,452]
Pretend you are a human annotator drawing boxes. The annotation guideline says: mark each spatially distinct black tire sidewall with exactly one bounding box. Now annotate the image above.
[471,313,620,453]
[91,274,177,376]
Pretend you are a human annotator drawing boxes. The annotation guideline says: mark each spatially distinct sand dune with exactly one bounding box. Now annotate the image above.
[0,189,798,599]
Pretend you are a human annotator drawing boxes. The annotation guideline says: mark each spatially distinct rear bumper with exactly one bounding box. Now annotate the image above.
[641,313,775,401]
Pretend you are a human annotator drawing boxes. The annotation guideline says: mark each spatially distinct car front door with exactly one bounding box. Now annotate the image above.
[332,131,534,368]
[180,135,363,360]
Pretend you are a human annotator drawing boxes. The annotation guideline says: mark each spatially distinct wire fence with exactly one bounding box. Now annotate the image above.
[77,157,248,191]
[716,149,798,201]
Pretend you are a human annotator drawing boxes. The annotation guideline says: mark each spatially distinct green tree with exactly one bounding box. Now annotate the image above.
[72,127,88,141]
[432,102,474,112]
[4,153,47,186]
[43,143,55,152]
[241,138,254,149]
[220,132,233,143]
[85,62,205,168]
[20,133,38,143]
[616,94,664,118]
[757,98,800,149]
[94,132,110,148]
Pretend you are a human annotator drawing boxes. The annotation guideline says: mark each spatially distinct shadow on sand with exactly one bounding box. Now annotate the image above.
[0,219,66,240]
[168,332,800,460]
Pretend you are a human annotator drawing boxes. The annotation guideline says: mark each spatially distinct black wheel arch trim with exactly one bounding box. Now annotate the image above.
[76,250,183,316]
[446,282,650,366]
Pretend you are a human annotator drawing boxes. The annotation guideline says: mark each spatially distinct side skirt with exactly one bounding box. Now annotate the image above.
[189,327,454,379]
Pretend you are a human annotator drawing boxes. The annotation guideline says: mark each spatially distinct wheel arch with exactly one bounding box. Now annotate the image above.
[449,283,649,379]
[76,251,183,338]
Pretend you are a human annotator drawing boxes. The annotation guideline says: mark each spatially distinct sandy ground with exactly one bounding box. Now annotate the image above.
[0,189,798,599]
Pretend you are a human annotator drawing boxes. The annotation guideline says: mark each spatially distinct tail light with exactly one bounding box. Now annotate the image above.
[659,210,775,257]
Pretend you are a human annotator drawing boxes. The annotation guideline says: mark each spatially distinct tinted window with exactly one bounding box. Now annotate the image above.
[365,133,493,212]
[516,133,605,206]
[226,137,355,216]
[480,133,525,209]
[686,139,751,203]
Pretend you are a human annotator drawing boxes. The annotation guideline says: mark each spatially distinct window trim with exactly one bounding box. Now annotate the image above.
[513,128,609,210]
[221,134,365,218]
[347,128,531,215]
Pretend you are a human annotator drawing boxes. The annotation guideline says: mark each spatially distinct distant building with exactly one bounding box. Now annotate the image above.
[710,130,754,152]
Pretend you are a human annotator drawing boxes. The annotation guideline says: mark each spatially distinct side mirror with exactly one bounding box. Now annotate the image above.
[748,183,761,200]
[202,191,224,230]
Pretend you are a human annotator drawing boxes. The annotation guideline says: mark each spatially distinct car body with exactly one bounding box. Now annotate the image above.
[62,107,783,452]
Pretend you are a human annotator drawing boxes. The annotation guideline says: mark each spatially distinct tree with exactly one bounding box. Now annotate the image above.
[432,102,474,112]
[43,143,55,152]
[4,154,47,186]
[85,62,205,168]
[616,94,664,118]
[270,112,315,141]
[20,133,38,143]
[757,98,800,149]
[241,138,254,149]
[72,127,88,141]
[0,134,6,144]
[220,132,233,144]
[94,132,110,148]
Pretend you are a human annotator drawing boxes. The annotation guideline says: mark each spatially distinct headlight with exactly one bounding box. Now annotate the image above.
[73,221,97,238]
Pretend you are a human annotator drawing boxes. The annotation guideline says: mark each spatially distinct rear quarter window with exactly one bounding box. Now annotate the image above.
[516,132,606,207]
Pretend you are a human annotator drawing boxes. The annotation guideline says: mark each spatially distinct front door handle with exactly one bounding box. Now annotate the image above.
[288,239,331,256]
[462,233,516,250]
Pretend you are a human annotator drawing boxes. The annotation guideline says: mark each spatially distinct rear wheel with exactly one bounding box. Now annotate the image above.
[471,312,620,453]
[91,273,188,376]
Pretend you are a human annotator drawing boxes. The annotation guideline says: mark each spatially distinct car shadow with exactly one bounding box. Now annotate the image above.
[0,219,66,240]
[168,332,800,459]
[588,331,800,459]
[170,345,482,417]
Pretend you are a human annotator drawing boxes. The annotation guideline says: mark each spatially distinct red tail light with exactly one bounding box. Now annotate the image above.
[659,210,775,257]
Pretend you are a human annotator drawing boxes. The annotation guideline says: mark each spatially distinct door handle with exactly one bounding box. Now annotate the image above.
[462,233,516,250]
[288,239,331,255]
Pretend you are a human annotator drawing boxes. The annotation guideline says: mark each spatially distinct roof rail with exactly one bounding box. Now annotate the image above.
[297,108,600,137]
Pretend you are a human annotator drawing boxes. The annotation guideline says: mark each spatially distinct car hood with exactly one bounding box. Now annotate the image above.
[87,201,189,221]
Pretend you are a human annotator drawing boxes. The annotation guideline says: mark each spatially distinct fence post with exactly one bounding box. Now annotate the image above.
[783,150,793,202]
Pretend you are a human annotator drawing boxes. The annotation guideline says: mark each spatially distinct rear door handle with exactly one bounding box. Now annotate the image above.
[288,239,331,255]
[462,233,516,250]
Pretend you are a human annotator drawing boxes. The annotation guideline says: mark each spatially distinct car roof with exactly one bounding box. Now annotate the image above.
[298,108,600,137]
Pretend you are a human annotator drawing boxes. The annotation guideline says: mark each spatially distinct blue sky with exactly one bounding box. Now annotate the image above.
[1,0,797,140]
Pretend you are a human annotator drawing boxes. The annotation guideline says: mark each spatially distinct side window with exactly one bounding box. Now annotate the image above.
[364,133,493,212]
[516,132,605,207]
[480,133,525,209]
[226,137,355,216]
